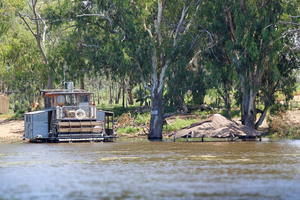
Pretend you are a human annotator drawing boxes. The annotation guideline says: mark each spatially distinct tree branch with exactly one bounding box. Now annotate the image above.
[18,13,37,37]
[174,4,188,46]
[136,60,151,92]
[225,7,237,43]
[155,0,163,46]
[80,43,100,49]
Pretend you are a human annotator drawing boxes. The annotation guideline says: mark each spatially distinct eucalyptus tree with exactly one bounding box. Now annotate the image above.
[0,0,17,37]
[0,0,23,70]
[202,42,237,113]
[1,21,45,110]
[114,0,213,140]
[47,0,211,139]
[201,0,298,129]
[18,0,55,89]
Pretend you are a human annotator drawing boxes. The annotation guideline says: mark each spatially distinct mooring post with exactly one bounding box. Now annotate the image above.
[259,136,262,141]
[201,135,204,142]
[186,134,189,142]
[173,135,176,142]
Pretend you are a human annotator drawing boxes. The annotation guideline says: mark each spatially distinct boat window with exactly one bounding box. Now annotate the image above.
[66,95,77,106]
[79,95,89,103]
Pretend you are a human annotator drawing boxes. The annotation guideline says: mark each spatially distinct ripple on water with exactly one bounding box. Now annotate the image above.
[0,141,300,199]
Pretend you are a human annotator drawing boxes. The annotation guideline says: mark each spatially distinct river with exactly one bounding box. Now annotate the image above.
[0,140,300,200]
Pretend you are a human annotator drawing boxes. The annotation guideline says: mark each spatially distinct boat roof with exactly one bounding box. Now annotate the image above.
[41,89,93,96]
[25,108,55,115]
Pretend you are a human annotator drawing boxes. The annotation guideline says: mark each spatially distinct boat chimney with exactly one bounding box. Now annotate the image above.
[67,82,74,92]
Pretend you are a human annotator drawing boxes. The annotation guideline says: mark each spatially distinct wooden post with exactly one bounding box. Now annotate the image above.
[186,134,189,142]
[259,136,262,141]
[201,135,204,142]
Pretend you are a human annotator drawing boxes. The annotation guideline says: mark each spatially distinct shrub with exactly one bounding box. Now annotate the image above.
[267,111,300,139]
[8,109,26,120]
[135,113,150,125]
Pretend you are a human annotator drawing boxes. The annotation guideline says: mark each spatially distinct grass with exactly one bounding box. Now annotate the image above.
[163,117,199,132]
[192,109,213,118]
[0,108,25,121]
[98,102,142,117]
[0,109,14,119]
[135,113,150,125]
[8,109,26,120]
[117,126,143,134]
[293,84,300,96]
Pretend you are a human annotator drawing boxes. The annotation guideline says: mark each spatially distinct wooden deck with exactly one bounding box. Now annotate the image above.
[57,121,104,133]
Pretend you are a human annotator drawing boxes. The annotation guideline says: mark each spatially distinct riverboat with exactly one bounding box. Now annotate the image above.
[24,82,116,142]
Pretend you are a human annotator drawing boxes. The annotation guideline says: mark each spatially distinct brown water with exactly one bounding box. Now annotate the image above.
[0,140,300,200]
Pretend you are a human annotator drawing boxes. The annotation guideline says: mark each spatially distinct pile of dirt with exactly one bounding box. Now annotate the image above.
[171,114,262,139]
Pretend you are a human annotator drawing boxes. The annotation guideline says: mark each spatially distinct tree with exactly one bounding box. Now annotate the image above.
[115,0,213,140]
[18,0,54,89]
[202,41,236,114]
[1,20,45,110]
[201,0,298,129]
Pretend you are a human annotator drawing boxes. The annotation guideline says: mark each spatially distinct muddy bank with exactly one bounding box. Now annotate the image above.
[1,109,300,142]
[0,119,24,142]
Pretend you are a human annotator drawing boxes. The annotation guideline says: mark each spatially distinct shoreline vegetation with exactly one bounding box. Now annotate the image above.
[1,90,300,142]
[1,103,300,143]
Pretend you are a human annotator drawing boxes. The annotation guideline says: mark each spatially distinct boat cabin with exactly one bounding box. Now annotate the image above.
[24,82,115,142]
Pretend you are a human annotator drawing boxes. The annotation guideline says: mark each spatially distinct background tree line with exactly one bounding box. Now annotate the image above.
[0,0,299,140]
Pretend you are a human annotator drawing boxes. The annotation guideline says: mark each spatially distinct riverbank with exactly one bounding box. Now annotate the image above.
[0,119,24,142]
[1,109,300,142]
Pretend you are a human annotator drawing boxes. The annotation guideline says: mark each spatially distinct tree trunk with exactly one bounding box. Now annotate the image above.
[255,105,269,130]
[148,87,164,141]
[97,85,100,105]
[224,90,231,111]
[97,79,101,104]
[47,75,54,89]
[241,88,256,128]
[122,78,125,108]
[13,93,16,113]
[115,85,121,104]
[109,85,112,104]
[80,76,85,90]
[127,83,134,105]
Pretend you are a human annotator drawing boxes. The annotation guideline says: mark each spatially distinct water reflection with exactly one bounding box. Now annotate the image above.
[0,141,300,199]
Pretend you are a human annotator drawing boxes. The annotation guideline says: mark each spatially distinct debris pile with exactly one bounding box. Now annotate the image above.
[171,114,262,139]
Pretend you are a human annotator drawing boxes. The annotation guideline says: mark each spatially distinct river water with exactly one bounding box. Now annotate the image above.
[0,140,300,200]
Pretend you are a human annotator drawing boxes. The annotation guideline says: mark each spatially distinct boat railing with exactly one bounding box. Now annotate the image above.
[56,105,97,120]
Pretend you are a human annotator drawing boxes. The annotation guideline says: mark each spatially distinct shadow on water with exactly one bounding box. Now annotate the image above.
[0,140,300,199]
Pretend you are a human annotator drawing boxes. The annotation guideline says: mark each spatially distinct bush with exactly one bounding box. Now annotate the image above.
[267,111,300,139]
[8,109,26,120]
[135,113,150,125]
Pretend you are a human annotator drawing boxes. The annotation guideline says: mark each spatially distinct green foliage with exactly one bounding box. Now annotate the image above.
[117,126,143,134]
[223,109,240,119]
[0,0,299,132]
[8,108,26,120]
[99,103,142,118]
[269,103,288,115]
[267,112,300,140]
[200,0,299,128]
[0,109,14,119]
[135,113,150,125]
[163,117,199,132]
